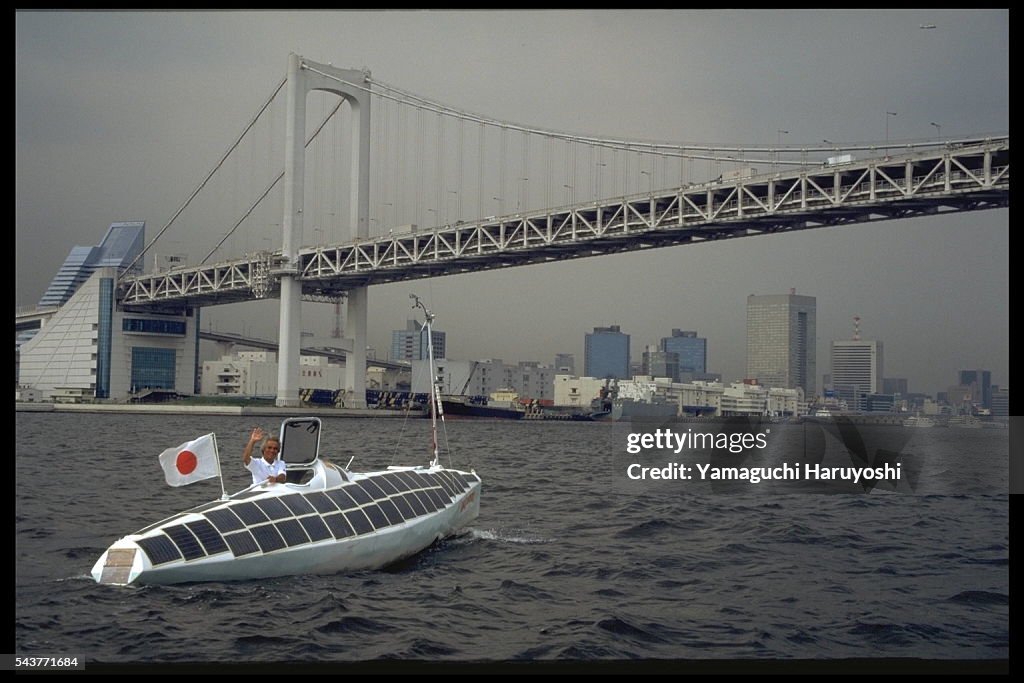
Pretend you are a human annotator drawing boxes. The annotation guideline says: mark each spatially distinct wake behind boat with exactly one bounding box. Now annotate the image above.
[92,298,481,586]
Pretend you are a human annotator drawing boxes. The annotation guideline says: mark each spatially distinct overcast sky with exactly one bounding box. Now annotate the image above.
[15,10,1008,397]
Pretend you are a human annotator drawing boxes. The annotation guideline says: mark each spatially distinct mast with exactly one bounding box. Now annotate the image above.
[411,294,443,467]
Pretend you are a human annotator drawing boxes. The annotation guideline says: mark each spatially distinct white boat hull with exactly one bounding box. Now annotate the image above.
[92,464,481,586]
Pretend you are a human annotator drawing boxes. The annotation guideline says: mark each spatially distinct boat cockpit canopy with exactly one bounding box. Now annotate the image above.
[279,417,321,467]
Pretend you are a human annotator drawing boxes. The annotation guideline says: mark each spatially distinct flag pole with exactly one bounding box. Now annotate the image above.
[212,433,229,501]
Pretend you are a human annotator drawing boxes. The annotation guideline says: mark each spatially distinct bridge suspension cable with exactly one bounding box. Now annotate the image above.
[303,62,972,168]
[120,75,288,279]
[305,64,769,166]
[201,92,348,264]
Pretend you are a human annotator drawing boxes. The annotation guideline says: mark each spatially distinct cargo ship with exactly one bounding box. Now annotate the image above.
[440,389,526,420]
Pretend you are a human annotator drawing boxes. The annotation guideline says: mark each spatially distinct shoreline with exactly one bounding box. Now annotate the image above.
[15,402,418,418]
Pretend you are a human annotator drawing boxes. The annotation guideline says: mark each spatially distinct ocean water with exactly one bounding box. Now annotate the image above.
[15,412,1009,668]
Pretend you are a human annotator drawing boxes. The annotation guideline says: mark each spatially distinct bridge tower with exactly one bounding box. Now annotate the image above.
[279,53,370,407]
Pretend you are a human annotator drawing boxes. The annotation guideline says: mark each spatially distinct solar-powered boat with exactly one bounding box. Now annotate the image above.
[92,299,480,586]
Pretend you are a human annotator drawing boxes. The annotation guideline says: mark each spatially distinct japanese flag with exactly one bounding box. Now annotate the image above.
[158,434,220,487]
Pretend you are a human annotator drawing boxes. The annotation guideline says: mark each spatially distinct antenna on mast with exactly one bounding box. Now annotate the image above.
[410,294,442,467]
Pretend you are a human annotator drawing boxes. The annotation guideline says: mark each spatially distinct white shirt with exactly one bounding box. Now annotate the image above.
[246,456,287,485]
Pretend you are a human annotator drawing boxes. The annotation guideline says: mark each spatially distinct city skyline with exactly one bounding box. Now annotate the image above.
[16,10,1008,398]
[381,309,991,402]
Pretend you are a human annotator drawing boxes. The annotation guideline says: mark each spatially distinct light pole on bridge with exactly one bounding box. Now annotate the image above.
[885,111,897,157]
[776,130,789,171]
[821,139,838,166]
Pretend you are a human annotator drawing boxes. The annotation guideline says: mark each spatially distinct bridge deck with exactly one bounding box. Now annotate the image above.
[119,139,1008,309]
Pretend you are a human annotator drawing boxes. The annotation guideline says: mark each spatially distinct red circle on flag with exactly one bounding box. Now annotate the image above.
[176,450,198,475]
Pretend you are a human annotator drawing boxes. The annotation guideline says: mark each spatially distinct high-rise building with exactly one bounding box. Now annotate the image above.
[991,386,1009,417]
[831,340,884,411]
[660,329,706,376]
[554,353,575,375]
[584,325,630,380]
[641,347,679,380]
[391,319,446,361]
[38,221,145,308]
[883,378,908,396]
[19,221,146,352]
[959,369,992,409]
[746,291,816,396]
[946,384,974,413]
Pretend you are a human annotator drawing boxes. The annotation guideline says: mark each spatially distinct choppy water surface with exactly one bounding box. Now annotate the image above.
[15,412,1008,667]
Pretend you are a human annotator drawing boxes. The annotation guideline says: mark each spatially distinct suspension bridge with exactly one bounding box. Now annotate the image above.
[33,54,1012,407]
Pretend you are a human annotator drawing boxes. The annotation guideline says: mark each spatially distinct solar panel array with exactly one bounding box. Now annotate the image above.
[133,470,481,567]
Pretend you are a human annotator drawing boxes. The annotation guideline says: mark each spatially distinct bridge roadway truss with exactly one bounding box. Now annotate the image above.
[120,138,1008,309]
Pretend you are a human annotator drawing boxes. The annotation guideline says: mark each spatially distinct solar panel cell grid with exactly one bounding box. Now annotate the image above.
[376,498,405,525]
[224,530,260,557]
[280,494,317,516]
[345,484,374,505]
[250,524,286,553]
[362,504,389,529]
[185,519,230,555]
[254,497,293,520]
[136,534,182,565]
[230,501,270,525]
[275,518,310,547]
[164,524,206,560]
[326,488,359,510]
[204,508,246,533]
[323,513,354,539]
[304,492,339,514]
[358,478,386,499]
[344,509,374,535]
[298,515,332,542]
